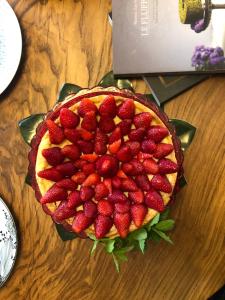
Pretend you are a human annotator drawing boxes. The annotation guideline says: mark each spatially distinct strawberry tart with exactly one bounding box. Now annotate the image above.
[28,87,183,239]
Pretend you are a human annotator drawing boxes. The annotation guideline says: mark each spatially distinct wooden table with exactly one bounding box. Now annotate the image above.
[0,1,224,299]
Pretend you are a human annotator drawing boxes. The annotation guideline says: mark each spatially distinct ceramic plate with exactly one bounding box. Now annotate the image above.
[0,0,22,95]
[0,197,18,288]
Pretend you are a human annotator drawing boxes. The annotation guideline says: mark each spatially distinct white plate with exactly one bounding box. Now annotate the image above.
[0,0,22,95]
[0,197,18,288]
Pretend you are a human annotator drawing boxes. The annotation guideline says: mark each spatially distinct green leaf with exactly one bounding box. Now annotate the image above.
[159,208,170,221]
[152,228,173,244]
[146,213,160,231]
[18,114,45,145]
[105,239,115,253]
[114,251,128,262]
[25,174,32,186]
[98,71,134,91]
[139,240,146,254]
[87,233,97,241]
[148,230,162,242]
[129,228,147,241]
[90,240,99,256]
[155,220,175,232]
[112,253,120,273]
[57,83,82,103]
[114,246,134,254]
[179,175,187,188]
[55,223,78,241]
[170,119,196,151]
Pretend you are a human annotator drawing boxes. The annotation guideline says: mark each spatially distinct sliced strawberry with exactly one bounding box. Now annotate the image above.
[153,143,174,159]
[82,173,101,187]
[99,117,115,133]
[38,168,63,182]
[116,145,132,162]
[114,212,131,238]
[103,178,112,194]
[151,175,172,193]
[122,163,134,176]
[81,154,98,163]
[128,190,144,204]
[83,200,97,218]
[125,141,141,156]
[42,147,64,166]
[128,128,146,142]
[72,211,93,233]
[108,190,128,203]
[118,119,132,135]
[74,159,86,169]
[121,178,138,192]
[108,139,121,154]
[46,120,64,144]
[143,158,159,174]
[40,185,67,204]
[81,111,97,132]
[96,155,119,177]
[135,175,151,191]
[116,170,128,179]
[82,163,96,176]
[115,201,130,213]
[147,125,169,143]
[95,183,109,201]
[117,99,135,119]
[64,128,81,143]
[56,179,78,190]
[99,95,117,118]
[61,144,80,161]
[133,112,152,129]
[109,127,121,144]
[158,158,178,174]
[78,128,94,141]
[77,140,94,154]
[95,215,113,239]
[56,162,77,177]
[94,129,108,155]
[53,201,76,222]
[145,190,165,212]
[59,108,80,128]
[67,190,82,208]
[130,159,144,175]
[137,152,153,161]
[141,139,157,154]
[112,176,122,189]
[78,98,97,117]
[80,186,95,201]
[97,200,114,216]
[131,204,147,228]
[71,172,86,184]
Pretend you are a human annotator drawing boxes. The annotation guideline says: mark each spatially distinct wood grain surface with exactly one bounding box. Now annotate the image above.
[0,1,224,299]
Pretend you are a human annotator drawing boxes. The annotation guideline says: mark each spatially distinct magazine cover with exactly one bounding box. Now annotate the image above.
[113,0,225,76]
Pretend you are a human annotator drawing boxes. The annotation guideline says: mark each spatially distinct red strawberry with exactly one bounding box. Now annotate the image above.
[95,183,109,201]
[64,128,80,143]
[135,175,151,191]
[112,176,122,189]
[153,143,174,159]
[117,99,135,119]
[128,190,144,204]
[81,111,97,132]
[125,141,141,156]
[121,178,138,192]
[96,155,119,177]
[108,190,128,203]
[137,152,153,161]
[74,159,86,169]
[158,158,178,174]
[42,147,65,166]
[143,158,159,174]
[130,159,144,175]
[71,172,86,184]
[131,204,147,227]
[78,128,94,141]
[61,144,80,161]
[67,191,82,208]
[114,212,131,238]
[72,211,93,233]
[95,215,113,239]
[97,200,114,216]
[151,175,172,193]
[99,117,115,133]
[80,186,95,201]
[59,108,80,128]
[53,201,76,222]
[134,112,152,129]
[118,119,132,135]
[77,140,94,154]
[83,200,97,218]
[128,128,146,142]
[145,190,165,212]
[147,125,168,143]
[56,162,77,177]
[116,170,128,179]
[99,95,117,118]
[109,127,121,144]
[141,139,157,154]
[122,163,134,176]
[115,201,130,213]
[56,179,78,190]
[46,120,64,144]
[81,154,98,163]
[82,163,96,176]
[38,168,62,182]
[117,145,132,162]
[94,129,108,155]
[103,178,112,194]
[40,185,67,204]
[82,173,101,187]
[108,139,122,154]
[78,98,97,117]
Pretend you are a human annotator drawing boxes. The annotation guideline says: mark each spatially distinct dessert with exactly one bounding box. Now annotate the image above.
[179,0,204,24]
[28,87,183,240]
